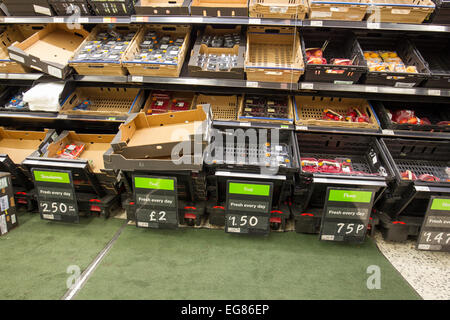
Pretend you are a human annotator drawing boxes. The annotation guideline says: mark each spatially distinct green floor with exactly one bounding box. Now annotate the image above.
[0,212,421,300]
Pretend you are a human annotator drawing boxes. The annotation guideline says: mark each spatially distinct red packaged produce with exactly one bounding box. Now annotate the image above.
[330,58,352,66]
[418,174,440,182]
[307,56,327,65]
[171,99,191,111]
[305,48,323,58]
[301,158,319,172]
[318,159,341,173]
[392,110,415,124]
[437,121,450,126]
[323,109,344,121]
[57,143,86,160]
[401,170,417,180]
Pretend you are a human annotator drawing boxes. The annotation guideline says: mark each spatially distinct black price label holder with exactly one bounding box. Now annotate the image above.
[32,169,79,223]
[417,196,450,252]
[133,175,179,229]
[320,187,375,243]
[225,180,273,235]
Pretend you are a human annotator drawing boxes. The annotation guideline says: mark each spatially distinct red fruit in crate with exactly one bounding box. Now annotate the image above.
[401,170,417,180]
[399,119,408,124]
[407,117,418,125]
[307,57,324,64]
[418,174,440,182]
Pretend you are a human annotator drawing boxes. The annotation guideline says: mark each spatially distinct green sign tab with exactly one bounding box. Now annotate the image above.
[431,198,450,211]
[134,177,174,191]
[229,183,270,196]
[34,171,70,184]
[328,189,372,203]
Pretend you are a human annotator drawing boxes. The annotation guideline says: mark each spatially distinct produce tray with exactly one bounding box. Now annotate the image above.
[190,0,248,17]
[357,33,430,87]
[188,25,245,80]
[70,25,141,76]
[196,94,239,120]
[0,86,30,112]
[123,24,191,78]
[368,0,435,24]
[134,0,190,15]
[245,26,304,83]
[49,0,94,15]
[237,93,294,124]
[377,138,450,218]
[90,0,137,15]
[301,30,366,84]
[411,36,450,88]
[373,100,450,133]
[142,90,197,115]
[59,86,144,117]
[308,0,370,21]
[249,0,309,19]
[294,96,380,130]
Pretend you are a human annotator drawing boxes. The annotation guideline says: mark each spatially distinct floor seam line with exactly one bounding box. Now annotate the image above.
[61,220,128,300]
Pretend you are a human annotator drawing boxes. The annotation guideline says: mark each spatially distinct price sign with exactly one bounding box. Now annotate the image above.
[133,175,178,229]
[32,169,78,223]
[320,188,375,243]
[417,196,450,252]
[225,181,273,235]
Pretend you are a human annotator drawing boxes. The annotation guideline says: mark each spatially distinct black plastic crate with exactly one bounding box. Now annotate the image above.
[90,0,136,15]
[3,0,54,16]
[0,87,31,113]
[294,132,394,212]
[429,0,450,24]
[356,33,430,87]
[49,0,94,15]
[411,35,450,89]
[377,138,450,219]
[373,100,450,134]
[301,30,366,84]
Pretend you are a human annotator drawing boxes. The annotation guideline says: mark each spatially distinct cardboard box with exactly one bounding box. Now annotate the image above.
[0,127,58,190]
[237,94,294,124]
[60,86,145,117]
[191,0,248,16]
[134,0,191,15]
[8,24,90,79]
[0,172,18,236]
[111,105,212,159]
[245,26,304,83]
[23,131,119,196]
[69,25,141,76]
[0,25,45,74]
[308,0,369,21]
[123,24,191,78]
[143,90,197,115]
[249,0,309,19]
[188,25,245,80]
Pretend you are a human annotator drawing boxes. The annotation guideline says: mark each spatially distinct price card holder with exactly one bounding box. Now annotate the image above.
[32,169,79,223]
[133,175,179,229]
[225,181,273,235]
[319,187,375,243]
[417,196,450,252]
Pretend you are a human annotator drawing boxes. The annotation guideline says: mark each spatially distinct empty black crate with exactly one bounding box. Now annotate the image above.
[3,0,54,16]
[0,87,30,112]
[429,0,450,24]
[90,0,136,15]
[378,138,450,219]
[49,0,94,15]
[411,35,450,88]
[294,132,394,212]
[301,30,366,84]
[373,100,450,134]
[357,33,429,87]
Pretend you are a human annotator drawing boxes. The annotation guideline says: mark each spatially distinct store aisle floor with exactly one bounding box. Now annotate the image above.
[0,212,124,300]
[75,225,420,300]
